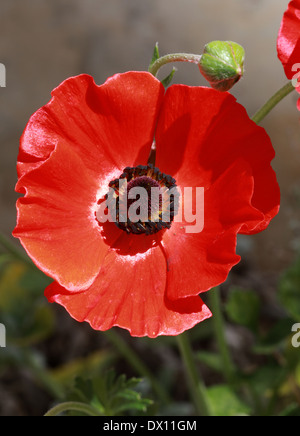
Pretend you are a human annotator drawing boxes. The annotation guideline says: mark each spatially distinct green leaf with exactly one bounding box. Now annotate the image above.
[254,318,294,354]
[115,388,141,401]
[225,287,261,331]
[149,42,160,69]
[161,67,176,88]
[207,385,251,416]
[113,399,153,415]
[64,370,153,416]
[279,257,300,320]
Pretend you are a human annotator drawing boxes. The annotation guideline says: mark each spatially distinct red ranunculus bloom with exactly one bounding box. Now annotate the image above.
[277,0,300,105]
[13,72,280,337]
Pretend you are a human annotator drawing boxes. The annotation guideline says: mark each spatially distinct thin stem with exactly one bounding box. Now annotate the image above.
[44,401,102,416]
[251,81,295,124]
[0,232,33,266]
[176,332,211,416]
[149,53,202,77]
[209,287,236,386]
[104,329,170,405]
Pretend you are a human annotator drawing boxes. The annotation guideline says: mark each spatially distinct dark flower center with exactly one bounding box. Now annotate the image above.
[106,164,179,235]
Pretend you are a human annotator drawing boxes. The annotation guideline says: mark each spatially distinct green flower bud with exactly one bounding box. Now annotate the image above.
[199,41,245,92]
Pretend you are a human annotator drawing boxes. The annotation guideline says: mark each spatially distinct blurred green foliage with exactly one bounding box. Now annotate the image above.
[0,236,300,416]
[225,287,260,332]
[279,257,300,321]
[61,371,153,416]
[0,259,53,346]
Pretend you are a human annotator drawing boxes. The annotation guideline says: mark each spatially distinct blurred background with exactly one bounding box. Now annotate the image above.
[1,0,300,271]
[0,0,299,416]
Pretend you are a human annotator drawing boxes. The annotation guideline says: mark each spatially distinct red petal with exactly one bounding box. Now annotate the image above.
[156,85,279,234]
[45,237,211,337]
[14,72,165,290]
[161,160,263,299]
[13,139,113,291]
[17,73,164,181]
[277,0,300,81]
[154,85,279,299]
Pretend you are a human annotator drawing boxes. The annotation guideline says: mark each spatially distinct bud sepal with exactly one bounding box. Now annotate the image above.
[199,41,245,92]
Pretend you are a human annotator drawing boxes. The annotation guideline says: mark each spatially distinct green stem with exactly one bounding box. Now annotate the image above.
[104,329,170,405]
[0,232,33,266]
[251,81,295,124]
[44,401,102,416]
[149,53,202,77]
[209,287,236,386]
[176,332,211,416]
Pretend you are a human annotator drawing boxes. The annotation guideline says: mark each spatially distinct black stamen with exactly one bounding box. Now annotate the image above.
[105,164,178,235]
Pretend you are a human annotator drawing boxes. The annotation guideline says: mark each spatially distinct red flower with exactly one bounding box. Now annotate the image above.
[277,0,300,104]
[13,72,280,337]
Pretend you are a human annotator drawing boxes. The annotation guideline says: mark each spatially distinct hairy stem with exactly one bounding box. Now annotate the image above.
[149,53,202,77]
[251,81,295,124]
[44,401,102,416]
